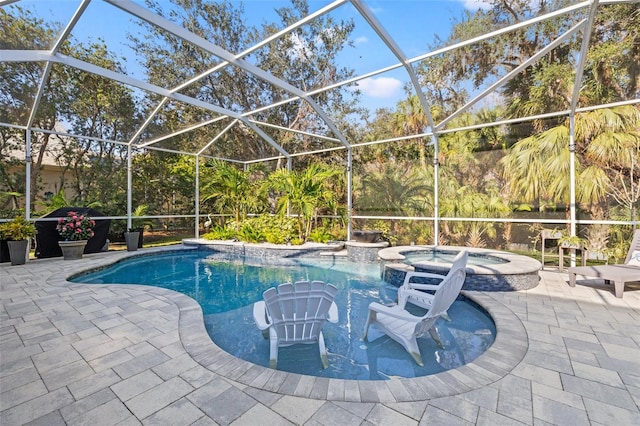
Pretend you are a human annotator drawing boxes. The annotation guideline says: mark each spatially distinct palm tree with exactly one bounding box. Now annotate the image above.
[266,163,342,241]
[439,185,511,247]
[391,95,430,169]
[500,105,640,246]
[201,160,264,229]
[356,162,432,217]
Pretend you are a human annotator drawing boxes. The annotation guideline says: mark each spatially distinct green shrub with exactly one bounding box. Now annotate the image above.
[231,215,298,244]
[328,225,347,241]
[237,222,265,243]
[217,214,340,244]
[0,216,36,241]
[203,225,236,240]
[309,227,332,243]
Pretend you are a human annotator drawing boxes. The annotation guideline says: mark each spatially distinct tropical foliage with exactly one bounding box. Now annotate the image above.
[267,163,343,241]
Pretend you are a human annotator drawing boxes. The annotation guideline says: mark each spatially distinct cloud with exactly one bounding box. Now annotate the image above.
[356,77,402,98]
[354,36,368,45]
[460,0,491,11]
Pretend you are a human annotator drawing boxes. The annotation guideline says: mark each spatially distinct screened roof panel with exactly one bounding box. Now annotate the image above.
[177,66,294,115]
[329,5,404,77]
[143,121,231,155]
[1,0,70,51]
[198,121,284,162]
[138,97,224,142]
[576,2,640,109]
[1,0,637,164]
[0,61,42,127]
[38,62,145,142]
[418,12,587,132]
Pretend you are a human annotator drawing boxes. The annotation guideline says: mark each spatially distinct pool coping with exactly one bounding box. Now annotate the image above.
[46,245,529,403]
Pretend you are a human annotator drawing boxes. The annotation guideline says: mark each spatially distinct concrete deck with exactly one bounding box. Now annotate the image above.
[1,247,639,425]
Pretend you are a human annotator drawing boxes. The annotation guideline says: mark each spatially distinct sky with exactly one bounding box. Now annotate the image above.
[11,0,491,114]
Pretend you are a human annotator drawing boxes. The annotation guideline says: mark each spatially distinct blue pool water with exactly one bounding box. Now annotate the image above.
[72,250,496,380]
[403,249,508,266]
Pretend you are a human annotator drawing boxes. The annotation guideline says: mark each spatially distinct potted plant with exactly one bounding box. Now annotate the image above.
[0,216,36,265]
[56,211,95,260]
[127,205,153,249]
[559,234,587,249]
[124,228,140,251]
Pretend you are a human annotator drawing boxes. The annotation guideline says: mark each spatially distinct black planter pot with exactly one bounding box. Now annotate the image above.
[0,239,10,263]
[133,228,144,248]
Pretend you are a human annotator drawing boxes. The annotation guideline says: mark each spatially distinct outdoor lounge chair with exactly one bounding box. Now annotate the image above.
[362,267,466,366]
[253,280,338,369]
[398,250,468,319]
[568,230,640,298]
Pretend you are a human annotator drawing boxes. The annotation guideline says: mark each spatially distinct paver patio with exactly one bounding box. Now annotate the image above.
[1,247,639,425]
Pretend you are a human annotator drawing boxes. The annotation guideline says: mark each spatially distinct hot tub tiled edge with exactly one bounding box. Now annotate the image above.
[380,245,542,292]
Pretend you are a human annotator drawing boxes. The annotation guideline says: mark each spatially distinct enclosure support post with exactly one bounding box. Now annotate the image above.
[566,0,597,267]
[569,116,577,267]
[195,155,200,239]
[127,146,133,230]
[286,157,292,218]
[433,135,440,246]
[25,130,31,220]
[347,148,353,241]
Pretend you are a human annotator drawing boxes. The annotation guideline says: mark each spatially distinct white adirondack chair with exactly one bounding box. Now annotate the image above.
[362,267,466,366]
[398,250,468,320]
[253,280,339,369]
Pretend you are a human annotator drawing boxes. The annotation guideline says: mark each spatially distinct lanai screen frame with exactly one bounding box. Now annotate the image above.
[1,0,638,248]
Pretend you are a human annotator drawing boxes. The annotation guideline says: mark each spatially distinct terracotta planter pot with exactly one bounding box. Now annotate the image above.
[58,240,88,260]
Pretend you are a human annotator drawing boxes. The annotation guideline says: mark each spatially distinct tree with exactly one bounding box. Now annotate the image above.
[356,162,432,218]
[1,6,141,215]
[267,163,342,241]
[201,160,265,228]
[501,105,640,229]
[0,6,66,208]
[54,41,139,211]
[130,0,358,163]
[391,96,430,169]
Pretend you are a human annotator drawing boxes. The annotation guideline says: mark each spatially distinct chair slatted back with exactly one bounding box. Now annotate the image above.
[414,268,466,337]
[263,281,338,344]
[624,230,640,264]
[403,250,468,287]
[451,250,468,274]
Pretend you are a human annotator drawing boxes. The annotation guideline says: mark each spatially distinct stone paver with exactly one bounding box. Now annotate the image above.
[1,247,639,425]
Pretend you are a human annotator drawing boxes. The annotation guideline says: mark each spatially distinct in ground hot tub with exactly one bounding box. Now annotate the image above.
[380,245,541,291]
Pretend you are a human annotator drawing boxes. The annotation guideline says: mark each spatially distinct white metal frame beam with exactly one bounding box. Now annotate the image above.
[104,0,351,151]
[125,0,348,150]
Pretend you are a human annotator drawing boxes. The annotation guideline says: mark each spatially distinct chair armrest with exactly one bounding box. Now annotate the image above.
[397,287,435,309]
[368,302,421,322]
[252,301,271,330]
[399,287,436,300]
[403,271,446,287]
[404,283,441,292]
[327,302,339,323]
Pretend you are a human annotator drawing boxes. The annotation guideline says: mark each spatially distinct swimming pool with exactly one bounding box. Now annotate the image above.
[72,249,496,380]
